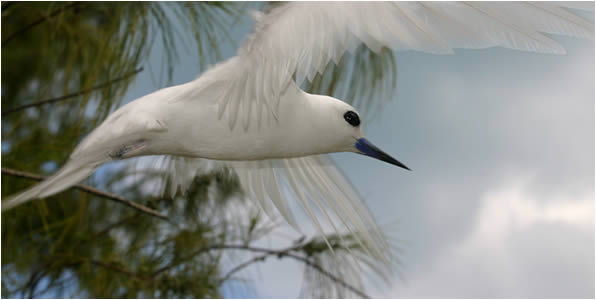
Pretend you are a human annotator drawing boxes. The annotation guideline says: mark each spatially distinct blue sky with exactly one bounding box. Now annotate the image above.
[115,5,594,298]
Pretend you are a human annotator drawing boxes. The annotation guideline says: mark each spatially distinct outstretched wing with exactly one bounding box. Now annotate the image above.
[151,154,390,262]
[230,156,390,262]
[215,2,593,130]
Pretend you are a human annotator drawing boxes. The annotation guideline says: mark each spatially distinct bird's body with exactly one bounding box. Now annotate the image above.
[3,1,593,263]
[75,58,358,162]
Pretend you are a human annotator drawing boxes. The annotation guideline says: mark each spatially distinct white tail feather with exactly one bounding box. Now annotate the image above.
[2,158,106,212]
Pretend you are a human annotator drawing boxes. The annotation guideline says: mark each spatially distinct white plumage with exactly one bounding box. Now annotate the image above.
[3,2,593,263]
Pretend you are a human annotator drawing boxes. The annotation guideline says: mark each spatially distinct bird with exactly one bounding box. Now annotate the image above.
[2,2,593,262]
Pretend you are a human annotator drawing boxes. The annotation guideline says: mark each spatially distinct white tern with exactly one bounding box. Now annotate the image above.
[3,2,593,262]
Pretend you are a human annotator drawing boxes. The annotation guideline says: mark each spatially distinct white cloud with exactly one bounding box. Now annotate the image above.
[475,175,593,238]
[386,176,594,298]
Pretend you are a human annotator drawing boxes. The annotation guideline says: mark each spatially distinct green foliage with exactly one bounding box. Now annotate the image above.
[1,2,250,297]
[1,166,247,298]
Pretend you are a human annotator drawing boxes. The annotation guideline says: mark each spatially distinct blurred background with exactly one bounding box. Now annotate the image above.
[1,2,594,298]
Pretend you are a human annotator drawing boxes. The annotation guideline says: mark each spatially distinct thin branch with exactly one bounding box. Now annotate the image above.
[93,215,137,238]
[31,273,76,298]
[23,268,46,299]
[1,67,144,116]
[1,167,169,221]
[154,243,370,298]
[151,241,303,277]
[88,260,151,282]
[2,2,83,45]
[218,253,269,284]
[216,245,371,299]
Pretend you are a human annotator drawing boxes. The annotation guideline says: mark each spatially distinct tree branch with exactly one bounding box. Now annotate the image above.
[2,2,83,45]
[218,252,268,284]
[154,243,370,298]
[1,167,169,221]
[88,260,151,282]
[23,268,46,299]
[216,245,371,299]
[1,67,144,116]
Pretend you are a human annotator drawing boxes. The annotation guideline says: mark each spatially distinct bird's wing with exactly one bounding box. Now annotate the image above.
[154,154,390,262]
[231,156,389,261]
[216,2,593,129]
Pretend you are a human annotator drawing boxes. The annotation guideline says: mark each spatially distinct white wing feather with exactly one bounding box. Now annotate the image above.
[158,154,391,262]
[215,2,593,130]
[233,156,390,259]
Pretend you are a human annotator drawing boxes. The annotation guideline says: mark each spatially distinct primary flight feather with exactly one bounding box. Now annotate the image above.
[3,2,593,263]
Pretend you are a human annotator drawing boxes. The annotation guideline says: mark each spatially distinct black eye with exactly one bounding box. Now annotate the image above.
[344,111,360,127]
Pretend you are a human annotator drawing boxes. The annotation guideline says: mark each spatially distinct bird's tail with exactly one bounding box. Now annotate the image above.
[1,157,108,212]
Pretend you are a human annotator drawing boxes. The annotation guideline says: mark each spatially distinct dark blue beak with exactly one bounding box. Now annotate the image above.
[355,138,410,170]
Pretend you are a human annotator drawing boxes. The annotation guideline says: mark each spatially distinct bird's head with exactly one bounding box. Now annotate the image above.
[312,95,410,170]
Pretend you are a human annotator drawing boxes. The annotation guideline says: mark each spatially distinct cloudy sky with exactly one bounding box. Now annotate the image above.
[119,5,594,298]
